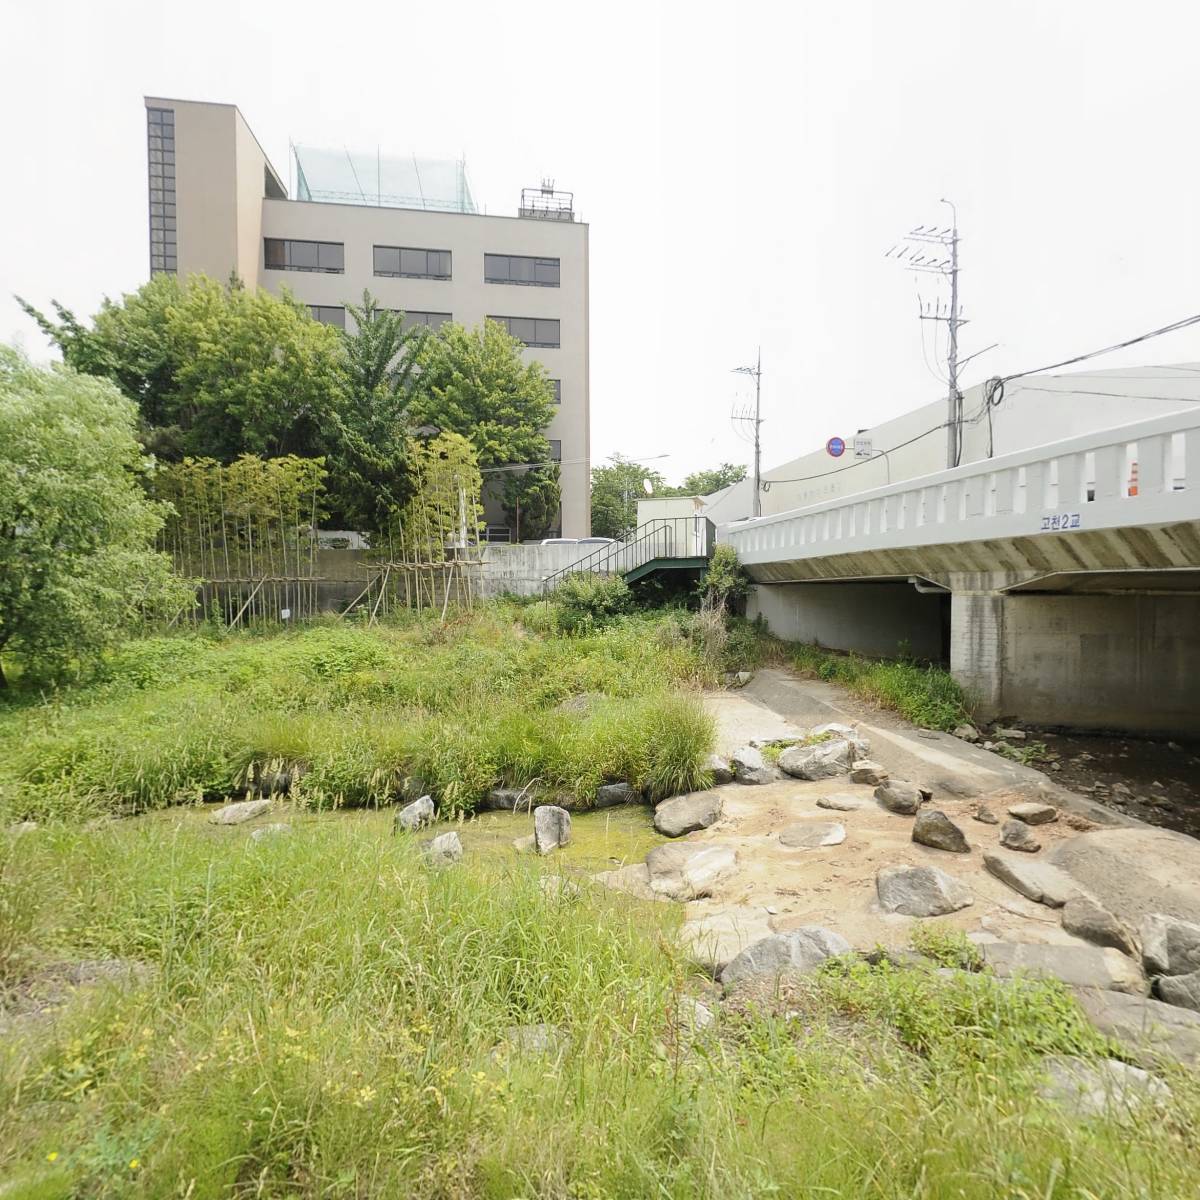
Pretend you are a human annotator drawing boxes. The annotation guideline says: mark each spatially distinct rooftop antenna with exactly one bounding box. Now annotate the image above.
[732,349,763,517]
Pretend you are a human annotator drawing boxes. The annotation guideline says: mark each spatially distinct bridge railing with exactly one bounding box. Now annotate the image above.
[541,516,714,590]
[722,408,1200,564]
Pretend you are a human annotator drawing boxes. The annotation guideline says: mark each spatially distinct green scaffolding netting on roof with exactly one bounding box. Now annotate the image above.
[293,145,476,213]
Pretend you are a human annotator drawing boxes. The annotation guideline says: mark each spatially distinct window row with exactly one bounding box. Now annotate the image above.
[265,238,345,273]
[147,107,177,276]
[488,315,560,348]
[264,240,560,286]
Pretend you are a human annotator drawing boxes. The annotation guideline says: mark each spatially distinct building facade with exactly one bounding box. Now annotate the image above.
[144,96,590,539]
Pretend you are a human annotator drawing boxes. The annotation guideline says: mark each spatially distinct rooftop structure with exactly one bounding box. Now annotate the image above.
[293,145,477,214]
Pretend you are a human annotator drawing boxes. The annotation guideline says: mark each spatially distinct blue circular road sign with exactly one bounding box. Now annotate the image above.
[826,436,846,458]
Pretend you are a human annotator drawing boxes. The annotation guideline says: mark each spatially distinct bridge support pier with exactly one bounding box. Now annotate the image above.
[948,574,1007,718]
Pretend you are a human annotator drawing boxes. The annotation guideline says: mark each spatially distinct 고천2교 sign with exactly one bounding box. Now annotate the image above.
[1040,512,1082,532]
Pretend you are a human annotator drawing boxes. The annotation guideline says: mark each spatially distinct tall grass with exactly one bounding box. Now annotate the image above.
[0,819,1196,1198]
[0,607,715,820]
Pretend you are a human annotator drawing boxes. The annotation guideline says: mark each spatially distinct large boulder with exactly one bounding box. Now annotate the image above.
[1072,988,1200,1068]
[1048,828,1200,929]
[210,799,272,826]
[595,782,640,809]
[1037,1055,1170,1119]
[592,862,665,902]
[645,842,737,901]
[654,792,722,838]
[1140,913,1200,977]
[484,787,533,812]
[983,850,1080,907]
[850,761,889,786]
[811,723,871,757]
[1157,970,1200,1013]
[718,927,852,987]
[779,821,846,849]
[779,739,854,780]
[394,794,434,832]
[876,865,973,916]
[533,805,572,854]
[423,831,463,864]
[979,941,1147,995]
[681,907,775,974]
[1000,819,1041,853]
[730,746,772,785]
[874,781,929,815]
[912,810,970,854]
[705,754,735,785]
[1061,895,1138,957]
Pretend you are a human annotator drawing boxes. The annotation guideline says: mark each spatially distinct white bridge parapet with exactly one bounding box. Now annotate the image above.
[722,408,1200,566]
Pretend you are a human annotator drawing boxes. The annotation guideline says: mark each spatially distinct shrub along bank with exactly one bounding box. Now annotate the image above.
[0,604,714,821]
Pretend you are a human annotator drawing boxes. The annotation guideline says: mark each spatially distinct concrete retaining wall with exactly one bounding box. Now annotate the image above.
[478,543,610,597]
[747,581,948,663]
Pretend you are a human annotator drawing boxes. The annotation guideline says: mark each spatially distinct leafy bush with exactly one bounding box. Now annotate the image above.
[552,574,633,635]
[698,543,750,611]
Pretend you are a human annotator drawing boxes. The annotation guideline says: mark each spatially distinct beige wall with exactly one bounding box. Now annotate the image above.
[143,97,590,539]
[257,198,589,537]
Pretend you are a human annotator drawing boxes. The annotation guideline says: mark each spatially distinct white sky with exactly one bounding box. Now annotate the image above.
[3,0,1200,486]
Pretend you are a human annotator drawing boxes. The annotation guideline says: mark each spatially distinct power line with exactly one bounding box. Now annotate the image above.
[1008,386,1200,404]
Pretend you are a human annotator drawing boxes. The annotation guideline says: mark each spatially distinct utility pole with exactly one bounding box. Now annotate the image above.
[886,200,966,468]
[732,349,763,517]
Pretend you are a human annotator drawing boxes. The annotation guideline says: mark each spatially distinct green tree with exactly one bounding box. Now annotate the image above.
[0,348,192,687]
[589,455,670,540]
[680,461,747,496]
[408,319,559,539]
[20,275,346,464]
[328,292,427,531]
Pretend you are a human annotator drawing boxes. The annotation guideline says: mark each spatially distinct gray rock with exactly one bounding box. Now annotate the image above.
[779,739,855,780]
[973,805,999,825]
[210,799,272,826]
[912,810,970,854]
[1008,801,1058,825]
[424,831,463,863]
[485,787,533,812]
[592,862,666,902]
[677,996,716,1034]
[395,794,435,832]
[1037,1055,1170,1118]
[1157,970,1200,1013]
[538,875,582,902]
[595,782,640,809]
[733,670,754,688]
[533,805,572,854]
[249,823,291,843]
[10,820,38,836]
[810,723,871,757]
[779,821,846,849]
[954,723,980,742]
[1048,828,1200,931]
[996,727,1026,740]
[816,793,866,812]
[1000,819,1042,852]
[980,941,1147,994]
[876,864,973,916]
[705,754,735,785]
[654,792,722,838]
[874,780,929,816]
[1141,913,1200,976]
[850,761,889,786]
[730,745,772,785]
[645,842,738,901]
[983,850,1079,907]
[1073,987,1200,1068]
[511,833,537,853]
[718,927,852,986]
[1062,895,1138,957]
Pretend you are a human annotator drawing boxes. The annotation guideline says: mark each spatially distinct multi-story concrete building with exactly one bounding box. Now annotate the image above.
[144,96,590,538]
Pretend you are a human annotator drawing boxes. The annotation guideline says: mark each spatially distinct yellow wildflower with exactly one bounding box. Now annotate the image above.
[129,1159,140,1171]
[46,1151,59,1163]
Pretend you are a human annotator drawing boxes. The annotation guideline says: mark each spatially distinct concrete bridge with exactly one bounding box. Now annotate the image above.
[721,408,1200,735]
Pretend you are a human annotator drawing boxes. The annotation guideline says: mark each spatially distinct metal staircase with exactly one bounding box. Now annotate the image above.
[541,516,715,592]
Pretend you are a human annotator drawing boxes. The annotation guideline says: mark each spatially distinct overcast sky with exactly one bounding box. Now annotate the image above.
[3,1,1199,485]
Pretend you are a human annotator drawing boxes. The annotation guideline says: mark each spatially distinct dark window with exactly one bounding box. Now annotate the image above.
[400,311,452,332]
[373,245,451,279]
[488,315,560,348]
[308,305,346,329]
[147,107,177,276]
[549,440,562,462]
[264,238,345,273]
[550,378,561,403]
[485,253,560,287]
